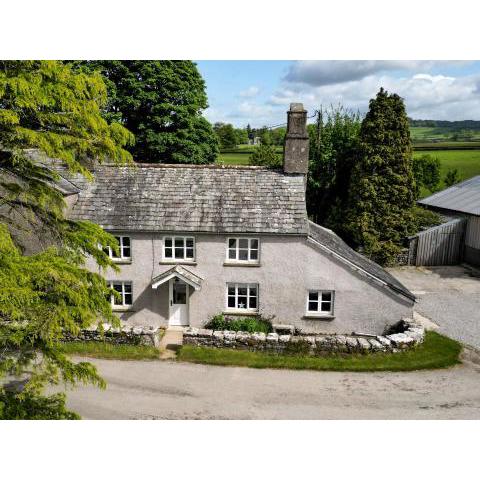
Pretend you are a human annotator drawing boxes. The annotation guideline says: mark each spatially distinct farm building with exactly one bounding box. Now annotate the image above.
[411,176,480,266]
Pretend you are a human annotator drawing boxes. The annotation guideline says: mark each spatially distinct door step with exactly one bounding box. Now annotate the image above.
[159,327,184,360]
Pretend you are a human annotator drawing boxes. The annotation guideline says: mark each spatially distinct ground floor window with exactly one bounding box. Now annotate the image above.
[108,281,133,307]
[226,283,258,311]
[307,290,334,315]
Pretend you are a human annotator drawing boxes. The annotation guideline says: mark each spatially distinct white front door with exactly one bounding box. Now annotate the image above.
[169,278,189,326]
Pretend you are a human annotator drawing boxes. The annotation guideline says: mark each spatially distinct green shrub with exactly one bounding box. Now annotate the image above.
[205,314,273,333]
[0,391,80,420]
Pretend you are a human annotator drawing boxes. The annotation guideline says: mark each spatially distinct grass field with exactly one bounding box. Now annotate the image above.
[410,126,480,143]
[178,331,461,372]
[217,144,480,190]
[413,149,480,187]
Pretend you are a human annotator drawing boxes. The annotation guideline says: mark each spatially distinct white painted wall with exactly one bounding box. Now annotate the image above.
[87,232,413,334]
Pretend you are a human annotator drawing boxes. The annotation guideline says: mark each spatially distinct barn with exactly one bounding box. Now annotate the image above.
[411,175,480,267]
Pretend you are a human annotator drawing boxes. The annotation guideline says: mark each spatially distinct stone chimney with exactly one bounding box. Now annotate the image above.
[283,103,309,175]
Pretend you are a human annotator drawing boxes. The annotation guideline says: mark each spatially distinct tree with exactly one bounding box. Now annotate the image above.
[0,60,133,418]
[214,122,238,149]
[70,61,218,164]
[412,154,441,197]
[306,106,361,226]
[234,128,249,145]
[249,144,281,167]
[444,168,461,187]
[270,127,286,146]
[342,88,417,265]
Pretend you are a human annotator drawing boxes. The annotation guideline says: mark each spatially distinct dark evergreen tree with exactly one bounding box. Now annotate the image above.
[342,88,417,265]
[70,61,219,164]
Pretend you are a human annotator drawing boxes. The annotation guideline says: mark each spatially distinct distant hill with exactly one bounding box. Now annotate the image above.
[409,118,480,129]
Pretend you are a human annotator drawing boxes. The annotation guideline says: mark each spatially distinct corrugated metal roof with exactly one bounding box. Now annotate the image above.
[418,175,480,216]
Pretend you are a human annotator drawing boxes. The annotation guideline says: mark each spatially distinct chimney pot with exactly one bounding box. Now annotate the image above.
[283,103,309,175]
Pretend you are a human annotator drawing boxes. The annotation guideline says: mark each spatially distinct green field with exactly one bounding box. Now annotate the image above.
[413,149,480,188]
[217,145,480,191]
[410,126,480,143]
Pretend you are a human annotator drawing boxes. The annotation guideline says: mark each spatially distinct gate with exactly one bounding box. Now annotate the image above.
[409,217,466,266]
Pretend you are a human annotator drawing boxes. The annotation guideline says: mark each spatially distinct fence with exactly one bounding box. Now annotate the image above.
[408,217,466,266]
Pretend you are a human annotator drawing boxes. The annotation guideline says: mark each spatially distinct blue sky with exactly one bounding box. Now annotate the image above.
[196,61,480,127]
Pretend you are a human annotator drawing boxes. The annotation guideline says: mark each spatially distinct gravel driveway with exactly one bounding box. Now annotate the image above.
[388,266,480,349]
[62,354,480,419]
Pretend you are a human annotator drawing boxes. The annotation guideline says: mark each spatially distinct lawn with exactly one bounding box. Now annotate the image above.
[177,331,462,372]
[216,145,282,165]
[60,341,160,360]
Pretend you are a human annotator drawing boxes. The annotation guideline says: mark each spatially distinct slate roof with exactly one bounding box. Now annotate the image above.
[307,221,415,302]
[418,175,480,216]
[151,265,203,290]
[62,164,309,235]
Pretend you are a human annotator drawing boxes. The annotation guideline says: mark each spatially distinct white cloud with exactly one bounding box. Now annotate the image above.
[239,86,260,97]
[284,60,472,87]
[269,70,480,120]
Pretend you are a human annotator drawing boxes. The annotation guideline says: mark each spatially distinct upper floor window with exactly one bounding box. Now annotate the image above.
[307,290,334,316]
[226,238,259,262]
[105,236,131,261]
[226,283,258,311]
[108,281,133,308]
[163,236,195,261]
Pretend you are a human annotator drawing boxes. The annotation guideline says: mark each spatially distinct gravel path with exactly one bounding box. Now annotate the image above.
[389,266,480,349]
[61,352,480,420]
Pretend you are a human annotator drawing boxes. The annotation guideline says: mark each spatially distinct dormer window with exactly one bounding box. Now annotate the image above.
[226,238,259,263]
[105,236,131,262]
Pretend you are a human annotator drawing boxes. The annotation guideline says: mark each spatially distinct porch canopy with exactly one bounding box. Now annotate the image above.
[151,265,203,291]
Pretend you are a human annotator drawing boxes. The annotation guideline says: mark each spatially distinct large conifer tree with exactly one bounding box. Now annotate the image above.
[0,61,133,417]
[71,61,219,163]
[343,88,417,265]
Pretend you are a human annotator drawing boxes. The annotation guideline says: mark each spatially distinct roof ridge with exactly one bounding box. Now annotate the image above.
[98,163,281,171]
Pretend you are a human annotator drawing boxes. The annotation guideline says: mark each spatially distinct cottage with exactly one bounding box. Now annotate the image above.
[54,104,414,334]
[413,176,480,267]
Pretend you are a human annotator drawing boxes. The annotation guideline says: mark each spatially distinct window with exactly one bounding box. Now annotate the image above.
[307,290,334,315]
[108,281,133,308]
[163,236,195,261]
[105,236,131,261]
[226,283,258,311]
[226,238,259,262]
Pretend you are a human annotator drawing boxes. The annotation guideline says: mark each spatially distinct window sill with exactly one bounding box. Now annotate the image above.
[112,306,135,312]
[223,310,259,316]
[111,259,132,265]
[303,314,335,321]
[223,262,261,267]
[159,261,197,266]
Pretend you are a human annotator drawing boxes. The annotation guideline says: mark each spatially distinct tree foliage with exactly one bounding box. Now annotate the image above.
[214,122,238,149]
[0,60,132,416]
[342,88,417,265]
[444,168,461,187]
[306,106,361,226]
[249,144,281,167]
[70,60,218,164]
[412,154,441,196]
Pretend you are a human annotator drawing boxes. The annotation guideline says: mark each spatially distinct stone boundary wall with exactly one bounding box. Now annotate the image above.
[63,324,163,347]
[183,318,425,355]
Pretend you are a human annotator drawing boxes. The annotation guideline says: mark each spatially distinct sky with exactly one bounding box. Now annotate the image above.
[196,60,480,128]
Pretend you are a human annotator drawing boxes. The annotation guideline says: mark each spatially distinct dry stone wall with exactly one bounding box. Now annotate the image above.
[63,324,163,347]
[183,318,425,355]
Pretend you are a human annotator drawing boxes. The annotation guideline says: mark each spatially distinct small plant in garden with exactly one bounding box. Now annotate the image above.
[204,314,273,333]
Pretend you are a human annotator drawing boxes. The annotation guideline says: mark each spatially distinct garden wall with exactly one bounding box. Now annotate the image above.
[63,324,163,347]
[183,318,425,355]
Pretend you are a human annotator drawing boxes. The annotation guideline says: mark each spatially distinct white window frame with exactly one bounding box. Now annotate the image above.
[226,283,259,312]
[306,290,334,316]
[105,236,131,262]
[163,236,196,262]
[108,281,133,309]
[226,237,260,263]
